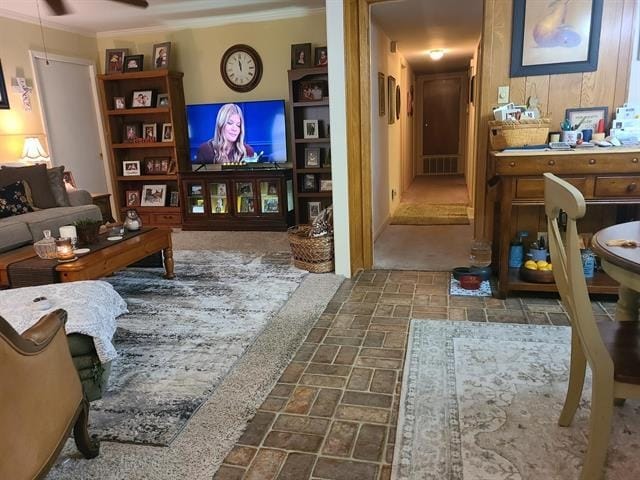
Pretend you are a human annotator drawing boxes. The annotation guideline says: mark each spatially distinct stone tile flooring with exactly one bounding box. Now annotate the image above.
[214,270,617,480]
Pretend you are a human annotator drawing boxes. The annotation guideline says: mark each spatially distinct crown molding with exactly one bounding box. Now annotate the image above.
[0,7,96,37]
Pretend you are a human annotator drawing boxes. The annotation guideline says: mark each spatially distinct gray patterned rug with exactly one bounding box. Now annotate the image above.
[92,250,306,446]
[394,320,640,480]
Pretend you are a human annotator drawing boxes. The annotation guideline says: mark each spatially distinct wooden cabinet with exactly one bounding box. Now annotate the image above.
[180,169,294,231]
[287,66,333,224]
[97,70,188,227]
[489,147,640,297]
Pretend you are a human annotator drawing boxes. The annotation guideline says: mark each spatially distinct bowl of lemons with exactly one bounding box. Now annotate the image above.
[520,259,555,283]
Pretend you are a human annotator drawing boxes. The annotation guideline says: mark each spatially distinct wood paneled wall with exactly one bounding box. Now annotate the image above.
[474,0,637,240]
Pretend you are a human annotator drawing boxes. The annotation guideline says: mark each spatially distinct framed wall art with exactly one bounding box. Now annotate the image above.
[388,75,396,125]
[0,61,10,109]
[152,42,171,69]
[510,0,603,77]
[141,184,167,207]
[378,72,385,117]
[565,106,608,132]
[291,43,312,69]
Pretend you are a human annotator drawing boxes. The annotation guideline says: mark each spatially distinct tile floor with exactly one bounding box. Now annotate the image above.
[214,270,617,480]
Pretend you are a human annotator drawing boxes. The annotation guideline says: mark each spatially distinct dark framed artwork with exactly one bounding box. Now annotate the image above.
[124,54,144,73]
[152,42,171,69]
[469,75,475,104]
[105,48,128,74]
[291,43,312,69]
[510,0,603,77]
[314,46,328,66]
[565,106,608,132]
[388,75,396,125]
[378,73,385,117]
[0,61,9,109]
[395,85,401,120]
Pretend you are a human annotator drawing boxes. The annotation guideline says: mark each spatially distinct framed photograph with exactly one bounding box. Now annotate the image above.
[0,61,10,109]
[152,42,171,69]
[124,54,144,73]
[262,197,279,214]
[142,123,157,141]
[308,201,322,222]
[123,160,141,176]
[156,93,169,107]
[114,96,126,109]
[141,184,167,207]
[62,171,76,189]
[169,191,179,207]
[395,85,401,120]
[565,106,608,133]
[303,174,316,192]
[238,196,255,213]
[125,190,140,207]
[161,123,173,142]
[105,48,128,74]
[123,123,140,142]
[143,156,170,175]
[378,72,385,117]
[388,75,396,125]
[314,46,328,66]
[319,179,333,192]
[299,80,327,102]
[291,43,312,69]
[267,182,277,195]
[131,90,153,108]
[217,183,227,196]
[510,0,603,77]
[303,119,319,139]
[212,197,226,213]
[304,148,321,168]
[190,184,203,196]
[236,182,253,196]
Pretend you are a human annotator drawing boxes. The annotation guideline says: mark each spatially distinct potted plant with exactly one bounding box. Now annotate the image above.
[74,218,102,245]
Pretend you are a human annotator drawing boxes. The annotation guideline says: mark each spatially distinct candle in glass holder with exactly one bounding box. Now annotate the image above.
[55,238,75,261]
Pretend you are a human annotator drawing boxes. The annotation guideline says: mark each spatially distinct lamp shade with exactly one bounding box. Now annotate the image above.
[20,137,49,164]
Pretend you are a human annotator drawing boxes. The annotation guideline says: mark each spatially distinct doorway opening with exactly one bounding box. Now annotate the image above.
[369,0,483,271]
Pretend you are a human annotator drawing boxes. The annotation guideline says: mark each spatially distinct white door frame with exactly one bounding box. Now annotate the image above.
[29,50,113,202]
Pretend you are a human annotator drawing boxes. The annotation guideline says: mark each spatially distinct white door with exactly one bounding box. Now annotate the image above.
[30,51,110,194]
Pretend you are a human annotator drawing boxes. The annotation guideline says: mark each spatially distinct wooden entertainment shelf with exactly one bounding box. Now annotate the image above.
[489,147,640,298]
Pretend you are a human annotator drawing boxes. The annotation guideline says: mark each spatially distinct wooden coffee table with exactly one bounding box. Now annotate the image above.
[0,228,174,288]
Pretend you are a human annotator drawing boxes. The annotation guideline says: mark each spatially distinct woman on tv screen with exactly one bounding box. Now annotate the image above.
[196,103,254,164]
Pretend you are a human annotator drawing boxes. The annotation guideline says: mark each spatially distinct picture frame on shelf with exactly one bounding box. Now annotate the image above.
[123,160,141,176]
[303,119,319,139]
[565,106,608,133]
[143,156,170,175]
[314,46,328,66]
[131,90,153,108]
[298,80,327,102]
[105,48,128,74]
[291,43,312,69]
[190,184,203,196]
[304,148,321,168]
[378,72,385,117]
[510,0,603,77]
[152,42,171,69]
[124,54,144,73]
[169,191,179,207]
[124,123,140,142]
[141,184,167,207]
[308,201,321,222]
[237,182,253,196]
[262,197,279,213]
[125,190,140,207]
[216,183,227,196]
[167,158,178,174]
[212,197,226,213]
[319,179,332,192]
[239,196,255,213]
[303,174,316,192]
[142,123,157,141]
[156,93,169,107]
[161,123,173,142]
[114,96,126,109]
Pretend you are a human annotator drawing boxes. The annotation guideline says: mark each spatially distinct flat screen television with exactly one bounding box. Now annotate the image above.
[186,99,287,165]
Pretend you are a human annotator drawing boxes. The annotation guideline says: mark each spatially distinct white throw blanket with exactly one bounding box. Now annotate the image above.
[0,280,127,363]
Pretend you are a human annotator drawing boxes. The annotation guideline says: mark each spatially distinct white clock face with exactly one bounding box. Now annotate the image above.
[225,51,256,86]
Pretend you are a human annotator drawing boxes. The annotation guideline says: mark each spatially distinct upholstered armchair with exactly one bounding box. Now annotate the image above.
[0,309,99,480]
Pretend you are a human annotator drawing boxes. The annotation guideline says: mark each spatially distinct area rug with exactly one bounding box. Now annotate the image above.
[390,202,469,225]
[92,250,306,446]
[394,320,640,480]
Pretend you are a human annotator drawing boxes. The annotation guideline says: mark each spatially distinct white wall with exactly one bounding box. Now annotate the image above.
[629,1,640,103]
[465,40,481,214]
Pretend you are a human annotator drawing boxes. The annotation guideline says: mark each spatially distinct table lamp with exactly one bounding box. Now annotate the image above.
[20,137,50,165]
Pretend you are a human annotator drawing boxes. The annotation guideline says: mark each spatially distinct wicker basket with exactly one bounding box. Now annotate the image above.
[489,118,550,150]
[288,225,334,273]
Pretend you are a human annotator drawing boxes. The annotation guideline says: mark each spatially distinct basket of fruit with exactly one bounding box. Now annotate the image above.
[520,259,555,283]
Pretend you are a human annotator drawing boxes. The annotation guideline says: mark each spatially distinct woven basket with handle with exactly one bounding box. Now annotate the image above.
[489,118,550,150]
[287,225,334,273]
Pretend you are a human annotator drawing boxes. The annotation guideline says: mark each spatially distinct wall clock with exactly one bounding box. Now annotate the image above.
[220,44,263,92]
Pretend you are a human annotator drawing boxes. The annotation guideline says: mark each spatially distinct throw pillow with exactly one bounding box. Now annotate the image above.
[0,181,35,218]
[47,165,70,207]
[0,164,57,208]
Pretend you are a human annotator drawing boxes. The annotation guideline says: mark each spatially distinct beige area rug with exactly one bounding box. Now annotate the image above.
[393,320,640,480]
[390,203,469,225]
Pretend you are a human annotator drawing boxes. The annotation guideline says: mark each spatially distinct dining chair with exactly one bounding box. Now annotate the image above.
[544,172,640,480]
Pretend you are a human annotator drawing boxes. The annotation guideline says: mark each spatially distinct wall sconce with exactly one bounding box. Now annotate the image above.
[429,50,445,61]
[20,137,50,165]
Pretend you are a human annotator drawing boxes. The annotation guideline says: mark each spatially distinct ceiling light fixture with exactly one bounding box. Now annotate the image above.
[429,49,445,61]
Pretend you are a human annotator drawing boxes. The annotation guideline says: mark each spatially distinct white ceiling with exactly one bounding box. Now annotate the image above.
[371,0,483,74]
[0,0,325,36]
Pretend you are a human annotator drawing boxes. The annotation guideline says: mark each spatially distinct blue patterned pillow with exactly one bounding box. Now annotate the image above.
[0,181,35,218]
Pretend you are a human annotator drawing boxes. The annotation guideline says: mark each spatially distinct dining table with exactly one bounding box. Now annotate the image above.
[592,221,640,321]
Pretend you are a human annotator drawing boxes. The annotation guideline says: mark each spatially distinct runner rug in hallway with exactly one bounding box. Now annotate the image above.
[390,203,469,225]
[394,320,640,480]
[93,250,306,446]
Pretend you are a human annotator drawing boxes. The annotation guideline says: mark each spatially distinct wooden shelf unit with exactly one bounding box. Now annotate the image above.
[97,70,188,228]
[489,147,640,297]
[287,66,332,224]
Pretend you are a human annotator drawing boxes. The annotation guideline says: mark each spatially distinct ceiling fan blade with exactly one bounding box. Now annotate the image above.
[109,0,149,8]
[45,0,69,15]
